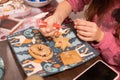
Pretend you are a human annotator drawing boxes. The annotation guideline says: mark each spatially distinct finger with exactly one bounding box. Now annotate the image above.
[44,30,58,37]
[46,25,56,33]
[39,27,47,35]
[75,19,94,27]
[42,20,56,33]
[75,25,92,32]
[39,27,55,37]
[77,30,93,37]
[74,19,87,26]
[77,34,93,41]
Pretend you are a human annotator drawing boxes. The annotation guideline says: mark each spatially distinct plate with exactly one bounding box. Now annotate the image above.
[7,27,99,76]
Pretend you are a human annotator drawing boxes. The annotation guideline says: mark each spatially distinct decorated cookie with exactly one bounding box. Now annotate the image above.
[59,50,83,65]
[0,0,31,17]
[28,44,53,61]
[53,36,71,50]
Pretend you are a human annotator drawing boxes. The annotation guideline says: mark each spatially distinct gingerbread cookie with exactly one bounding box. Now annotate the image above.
[59,50,83,65]
[53,36,71,50]
[28,44,53,61]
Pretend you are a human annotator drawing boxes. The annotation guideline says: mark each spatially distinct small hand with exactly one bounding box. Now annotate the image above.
[39,15,60,37]
[39,24,57,37]
[74,19,104,42]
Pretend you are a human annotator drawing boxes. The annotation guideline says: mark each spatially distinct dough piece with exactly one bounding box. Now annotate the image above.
[53,36,71,50]
[59,50,83,65]
[28,44,53,61]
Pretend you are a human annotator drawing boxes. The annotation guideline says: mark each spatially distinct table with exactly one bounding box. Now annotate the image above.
[0,0,102,80]
[0,40,102,80]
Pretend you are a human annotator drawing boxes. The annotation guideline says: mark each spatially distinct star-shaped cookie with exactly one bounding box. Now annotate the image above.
[53,36,71,50]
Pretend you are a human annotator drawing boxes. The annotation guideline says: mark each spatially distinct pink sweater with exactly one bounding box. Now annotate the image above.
[67,0,120,79]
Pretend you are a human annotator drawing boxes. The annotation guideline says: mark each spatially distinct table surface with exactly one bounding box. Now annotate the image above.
[0,40,102,80]
[0,0,102,80]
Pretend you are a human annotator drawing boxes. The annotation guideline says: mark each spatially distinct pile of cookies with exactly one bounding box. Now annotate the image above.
[0,0,31,17]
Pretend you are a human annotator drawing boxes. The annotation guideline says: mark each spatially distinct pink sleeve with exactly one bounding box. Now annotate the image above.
[93,31,120,67]
[67,0,90,12]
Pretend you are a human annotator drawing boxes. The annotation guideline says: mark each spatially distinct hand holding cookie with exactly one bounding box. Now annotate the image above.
[39,18,62,37]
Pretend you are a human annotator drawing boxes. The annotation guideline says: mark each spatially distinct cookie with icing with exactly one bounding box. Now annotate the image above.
[53,36,71,50]
[59,50,83,65]
[28,44,53,61]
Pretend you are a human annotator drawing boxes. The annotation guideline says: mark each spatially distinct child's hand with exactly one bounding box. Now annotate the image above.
[74,19,104,42]
[39,15,61,37]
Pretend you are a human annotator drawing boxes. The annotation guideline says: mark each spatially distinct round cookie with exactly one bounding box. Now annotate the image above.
[28,44,53,61]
